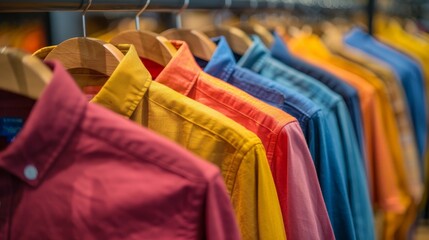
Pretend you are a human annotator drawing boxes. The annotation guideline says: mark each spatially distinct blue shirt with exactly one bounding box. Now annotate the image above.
[201,36,356,240]
[269,32,367,172]
[238,36,374,240]
[344,28,427,162]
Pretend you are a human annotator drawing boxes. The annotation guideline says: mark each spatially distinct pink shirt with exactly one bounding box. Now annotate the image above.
[0,61,240,240]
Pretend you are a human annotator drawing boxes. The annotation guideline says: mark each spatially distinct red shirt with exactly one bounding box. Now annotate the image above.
[0,61,240,240]
[146,40,331,238]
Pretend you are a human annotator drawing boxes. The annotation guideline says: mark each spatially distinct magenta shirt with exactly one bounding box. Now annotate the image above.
[0,61,240,240]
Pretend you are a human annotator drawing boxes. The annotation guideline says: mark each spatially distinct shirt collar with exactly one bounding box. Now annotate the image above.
[344,27,371,45]
[155,40,201,95]
[0,61,87,187]
[202,36,287,108]
[237,35,270,70]
[203,36,237,81]
[33,44,152,119]
[91,45,152,119]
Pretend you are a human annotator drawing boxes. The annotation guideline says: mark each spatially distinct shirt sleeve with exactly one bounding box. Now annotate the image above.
[274,122,335,240]
[204,172,241,240]
[230,142,287,240]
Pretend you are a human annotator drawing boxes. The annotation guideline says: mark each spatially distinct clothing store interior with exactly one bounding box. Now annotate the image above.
[1,0,429,239]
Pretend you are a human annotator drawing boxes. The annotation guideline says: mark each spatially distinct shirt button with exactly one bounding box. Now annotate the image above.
[24,165,38,180]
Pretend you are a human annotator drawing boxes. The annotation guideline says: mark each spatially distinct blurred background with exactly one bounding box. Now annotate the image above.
[0,0,428,52]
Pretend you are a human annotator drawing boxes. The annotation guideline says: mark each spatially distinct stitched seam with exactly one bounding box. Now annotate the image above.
[125,74,151,117]
[195,85,280,134]
[228,141,262,195]
[146,97,247,150]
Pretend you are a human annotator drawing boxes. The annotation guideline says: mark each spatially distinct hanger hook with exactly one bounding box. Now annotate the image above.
[135,0,151,30]
[176,0,190,28]
[224,0,232,9]
[250,0,257,9]
[215,0,232,26]
[82,0,92,38]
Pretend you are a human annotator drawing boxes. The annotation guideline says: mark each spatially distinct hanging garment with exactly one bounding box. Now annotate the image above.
[270,32,367,168]
[344,28,427,161]
[290,33,425,240]
[144,39,334,240]
[344,32,428,238]
[331,23,424,239]
[199,36,347,240]
[0,61,239,240]
[289,33,420,202]
[375,17,429,179]
[197,37,351,236]
[34,45,284,240]
[394,21,429,235]
[207,36,355,240]
[324,30,421,201]
[237,36,374,240]
[323,34,420,200]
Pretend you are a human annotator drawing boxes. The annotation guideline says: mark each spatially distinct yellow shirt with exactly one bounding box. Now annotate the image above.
[34,45,286,240]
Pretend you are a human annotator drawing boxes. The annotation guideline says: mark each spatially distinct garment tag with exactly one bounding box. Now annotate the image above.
[0,117,24,143]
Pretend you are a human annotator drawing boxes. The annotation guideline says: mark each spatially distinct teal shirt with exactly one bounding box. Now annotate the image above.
[237,36,374,240]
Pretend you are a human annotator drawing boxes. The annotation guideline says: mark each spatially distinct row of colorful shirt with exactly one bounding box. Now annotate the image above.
[2,17,429,240]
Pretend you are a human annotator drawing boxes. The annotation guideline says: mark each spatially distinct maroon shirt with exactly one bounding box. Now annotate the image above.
[0,61,240,240]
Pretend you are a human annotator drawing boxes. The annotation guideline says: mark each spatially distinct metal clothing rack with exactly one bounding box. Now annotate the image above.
[0,0,375,38]
[0,0,293,12]
[0,0,365,12]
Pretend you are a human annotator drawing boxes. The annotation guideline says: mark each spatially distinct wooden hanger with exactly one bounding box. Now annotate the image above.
[159,0,215,61]
[0,47,52,100]
[201,0,253,55]
[110,30,175,66]
[234,22,274,48]
[44,0,123,77]
[110,0,175,66]
[161,29,216,61]
[45,37,124,76]
[203,25,252,55]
